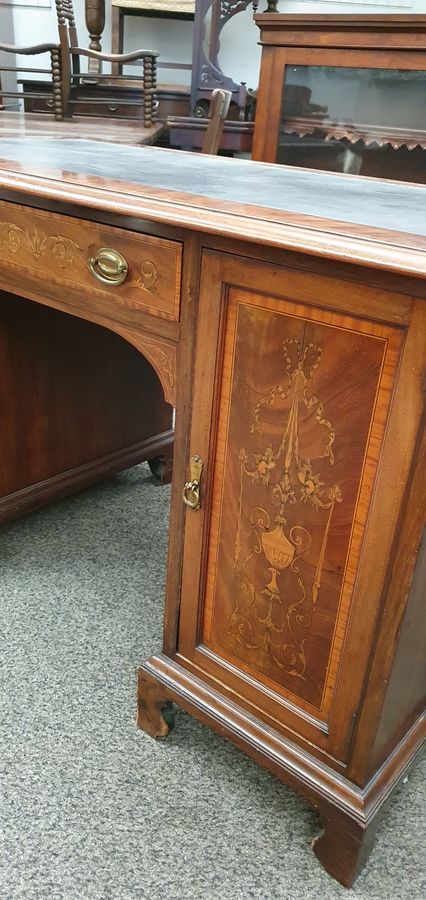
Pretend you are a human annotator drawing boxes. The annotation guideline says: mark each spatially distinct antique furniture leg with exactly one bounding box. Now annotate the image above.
[147,444,174,485]
[137,670,176,738]
[313,811,379,888]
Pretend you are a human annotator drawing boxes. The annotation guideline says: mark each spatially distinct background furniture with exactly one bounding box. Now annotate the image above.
[110,0,251,116]
[190,0,255,118]
[111,0,194,86]
[0,110,164,146]
[21,77,189,122]
[82,0,258,127]
[167,86,232,154]
[56,0,159,128]
[21,0,191,122]
[0,40,63,119]
[0,140,424,888]
[200,87,231,154]
[252,14,426,183]
[166,114,253,152]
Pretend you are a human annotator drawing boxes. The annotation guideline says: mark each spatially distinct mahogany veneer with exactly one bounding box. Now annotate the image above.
[0,140,424,887]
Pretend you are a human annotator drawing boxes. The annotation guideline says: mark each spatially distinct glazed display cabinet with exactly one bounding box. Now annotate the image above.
[252,14,426,183]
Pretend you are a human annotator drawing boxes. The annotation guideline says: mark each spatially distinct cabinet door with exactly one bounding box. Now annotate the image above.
[176,250,420,763]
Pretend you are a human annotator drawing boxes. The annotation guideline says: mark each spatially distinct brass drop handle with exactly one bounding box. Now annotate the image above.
[182,455,203,510]
[89,247,129,286]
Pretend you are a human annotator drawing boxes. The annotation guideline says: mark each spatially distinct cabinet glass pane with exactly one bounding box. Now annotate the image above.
[278,66,426,184]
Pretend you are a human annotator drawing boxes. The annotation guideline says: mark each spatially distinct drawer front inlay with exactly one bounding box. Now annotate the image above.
[0,202,182,320]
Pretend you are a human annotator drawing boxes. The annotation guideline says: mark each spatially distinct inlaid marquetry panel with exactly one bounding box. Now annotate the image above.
[0,201,182,320]
[201,286,403,719]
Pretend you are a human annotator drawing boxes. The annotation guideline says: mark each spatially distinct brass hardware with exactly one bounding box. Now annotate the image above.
[182,455,203,510]
[89,247,129,286]
[108,104,118,112]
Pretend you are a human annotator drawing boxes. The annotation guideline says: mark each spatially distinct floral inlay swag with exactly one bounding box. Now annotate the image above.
[0,222,81,268]
[231,338,342,681]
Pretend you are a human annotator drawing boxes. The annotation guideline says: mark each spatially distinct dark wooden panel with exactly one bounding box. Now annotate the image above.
[0,290,172,498]
[21,80,191,121]
[371,530,426,765]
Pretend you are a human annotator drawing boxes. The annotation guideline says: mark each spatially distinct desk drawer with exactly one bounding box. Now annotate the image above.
[0,201,182,320]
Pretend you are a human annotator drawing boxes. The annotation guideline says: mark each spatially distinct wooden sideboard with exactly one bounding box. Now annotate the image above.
[0,141,424,887]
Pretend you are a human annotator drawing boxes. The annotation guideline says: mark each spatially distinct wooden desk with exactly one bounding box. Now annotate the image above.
[0,141,424,887]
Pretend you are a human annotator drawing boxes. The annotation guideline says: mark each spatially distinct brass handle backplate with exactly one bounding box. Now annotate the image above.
[182,455,203,510]
[89,247,129,286]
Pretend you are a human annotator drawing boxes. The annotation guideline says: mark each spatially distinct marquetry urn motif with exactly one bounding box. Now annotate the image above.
[201,289,391,713]
[228,336,344,685]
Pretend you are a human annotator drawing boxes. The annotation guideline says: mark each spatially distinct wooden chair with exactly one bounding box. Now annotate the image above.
[201,88,232,155]
[166,88,232,155]
[54,1,159,128]
[0,42,64,120]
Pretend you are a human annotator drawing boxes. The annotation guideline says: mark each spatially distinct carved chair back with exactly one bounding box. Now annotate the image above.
[54,0,79,45]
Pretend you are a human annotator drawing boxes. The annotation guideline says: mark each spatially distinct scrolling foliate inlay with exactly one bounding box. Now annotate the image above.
[0,222,81,268]
[231,338,342,681]
[130,260,159,293]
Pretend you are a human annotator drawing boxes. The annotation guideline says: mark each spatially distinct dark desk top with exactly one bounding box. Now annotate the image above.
[0,138,425,279]
[0,138,425,237]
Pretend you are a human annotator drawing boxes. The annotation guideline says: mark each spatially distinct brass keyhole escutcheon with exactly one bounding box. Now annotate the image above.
[182,455,203,510]
[89,247,129,286]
